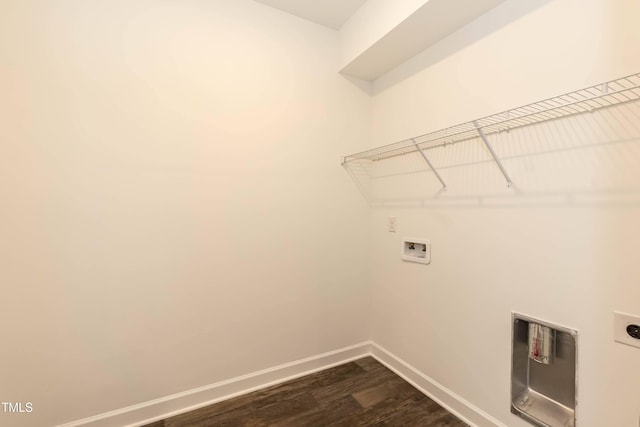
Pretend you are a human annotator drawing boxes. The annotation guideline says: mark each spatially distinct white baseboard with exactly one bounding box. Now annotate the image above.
[369,343,507,427]
[56,342,372,427]
[57,341,504,427]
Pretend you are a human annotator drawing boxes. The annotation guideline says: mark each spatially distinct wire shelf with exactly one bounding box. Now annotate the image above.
[343,73,640,164]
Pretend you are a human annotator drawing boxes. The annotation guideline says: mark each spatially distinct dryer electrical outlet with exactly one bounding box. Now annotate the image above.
[614,311,640,349]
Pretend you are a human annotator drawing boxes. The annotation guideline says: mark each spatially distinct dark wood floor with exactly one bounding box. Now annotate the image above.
[143,357,468,426]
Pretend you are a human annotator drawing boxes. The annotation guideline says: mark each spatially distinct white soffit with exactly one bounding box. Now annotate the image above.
[253,0,369,30]
[340,0,508,80]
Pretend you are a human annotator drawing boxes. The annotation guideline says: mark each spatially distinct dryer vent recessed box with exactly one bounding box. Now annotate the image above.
[402,238,430,264]
[511,313,577,427]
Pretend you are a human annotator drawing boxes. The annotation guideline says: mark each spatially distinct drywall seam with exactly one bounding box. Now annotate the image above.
[55,342,372,427]
[370,343,507,427]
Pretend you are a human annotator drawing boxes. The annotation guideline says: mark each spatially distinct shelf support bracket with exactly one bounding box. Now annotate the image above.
[473,121,513,188]
[411,139,447,191]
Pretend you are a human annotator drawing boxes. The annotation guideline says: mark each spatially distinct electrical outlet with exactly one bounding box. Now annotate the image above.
[388,217,396,232]
[614,311,640,349]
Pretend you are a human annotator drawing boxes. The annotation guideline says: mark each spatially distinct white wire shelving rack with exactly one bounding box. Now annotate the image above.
[342,73,640,192]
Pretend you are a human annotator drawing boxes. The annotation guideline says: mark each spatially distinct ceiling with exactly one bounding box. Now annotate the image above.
[253,0,369,30]
[254,0,509,81]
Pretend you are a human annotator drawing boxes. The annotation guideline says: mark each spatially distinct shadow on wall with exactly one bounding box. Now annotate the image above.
[343,100,640,209]
[342,75,374,96]
[373,0,554,95]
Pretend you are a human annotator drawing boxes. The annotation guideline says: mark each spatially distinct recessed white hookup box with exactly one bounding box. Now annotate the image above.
[401,238,430,264]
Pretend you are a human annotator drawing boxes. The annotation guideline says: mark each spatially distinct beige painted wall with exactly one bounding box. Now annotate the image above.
[0,1,371,426]
[2,0,639,426]
[369,0,640,426]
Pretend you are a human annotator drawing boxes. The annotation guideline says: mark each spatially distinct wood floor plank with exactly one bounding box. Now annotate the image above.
[373,399,454,426]
[308,365,400,405]
[354,356,386,372]
[143,357,469,427]
[427,413,469,427]
[270,395,361,427]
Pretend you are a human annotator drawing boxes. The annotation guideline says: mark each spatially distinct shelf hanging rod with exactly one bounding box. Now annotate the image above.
[411,139,447,191]
[473,121,512,188]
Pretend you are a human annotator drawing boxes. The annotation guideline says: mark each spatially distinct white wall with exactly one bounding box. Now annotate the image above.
[369,0,640,426]
[0,1,371,426]
[2,0,639,426]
